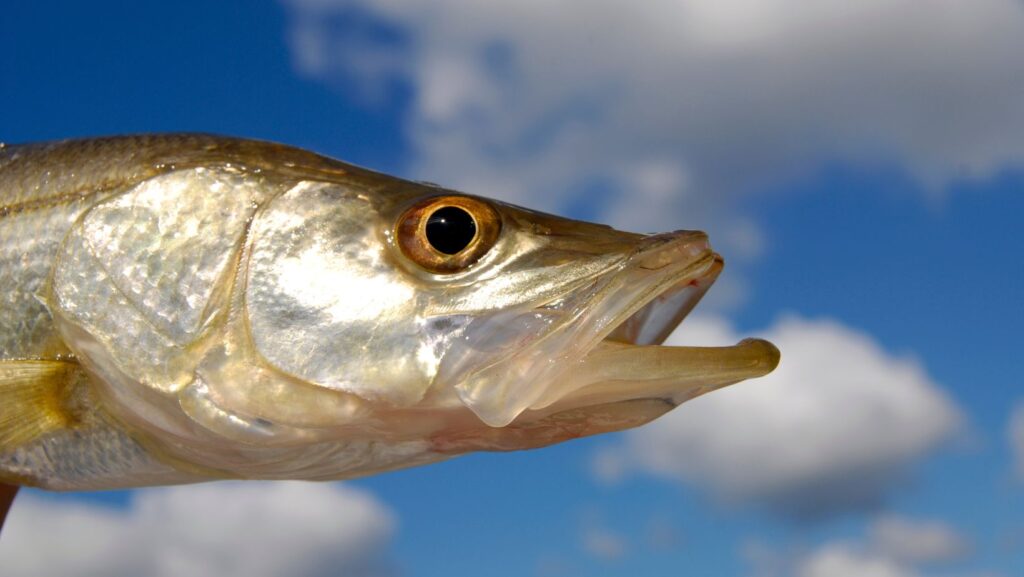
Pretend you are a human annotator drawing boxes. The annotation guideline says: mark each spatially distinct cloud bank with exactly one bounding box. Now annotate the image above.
[595,315,962,517]
[0,482,395,577]
[284,0,1024,243]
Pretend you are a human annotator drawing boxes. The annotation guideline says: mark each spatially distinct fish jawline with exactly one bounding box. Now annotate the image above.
[527,254,779,416]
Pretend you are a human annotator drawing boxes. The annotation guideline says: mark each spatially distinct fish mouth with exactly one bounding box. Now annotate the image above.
[444,231,779,427]
[530,231,779,414]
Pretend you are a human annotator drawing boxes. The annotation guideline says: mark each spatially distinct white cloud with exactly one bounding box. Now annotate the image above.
[0,482,395,577]
[1009,402,1024,480]
[869,515,971,565]
[596,315,962,517]
[282,0,1024,256]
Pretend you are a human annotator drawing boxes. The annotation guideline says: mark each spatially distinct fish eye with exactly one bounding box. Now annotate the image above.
[396,196,501,274]
[426,206,476,255]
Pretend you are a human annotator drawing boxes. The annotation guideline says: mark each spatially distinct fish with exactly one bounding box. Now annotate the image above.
[0,134,779,492]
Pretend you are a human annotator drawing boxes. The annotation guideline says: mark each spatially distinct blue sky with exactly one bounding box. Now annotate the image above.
[2,1,1023,576]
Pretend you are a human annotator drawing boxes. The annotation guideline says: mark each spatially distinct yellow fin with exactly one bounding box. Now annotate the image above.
[0,360,79,449]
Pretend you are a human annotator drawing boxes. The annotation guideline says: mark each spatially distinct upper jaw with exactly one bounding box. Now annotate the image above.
[603,232,722,347]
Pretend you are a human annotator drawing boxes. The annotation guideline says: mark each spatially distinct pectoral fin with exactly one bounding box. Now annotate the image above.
[0,360,80,449]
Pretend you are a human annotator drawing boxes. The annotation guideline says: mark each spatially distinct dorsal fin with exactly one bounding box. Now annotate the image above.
[0,360,80,449]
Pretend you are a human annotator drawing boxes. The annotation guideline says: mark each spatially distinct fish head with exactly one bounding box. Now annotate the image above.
[38,136,778,484]
[244,179,778,446]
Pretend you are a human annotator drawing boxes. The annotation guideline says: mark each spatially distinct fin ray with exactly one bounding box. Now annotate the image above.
[0,360,79,449]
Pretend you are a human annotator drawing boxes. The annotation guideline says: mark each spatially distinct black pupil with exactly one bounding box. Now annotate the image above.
[425,206,477,255]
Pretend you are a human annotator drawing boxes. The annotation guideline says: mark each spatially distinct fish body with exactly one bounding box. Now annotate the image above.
[0,135,778,490]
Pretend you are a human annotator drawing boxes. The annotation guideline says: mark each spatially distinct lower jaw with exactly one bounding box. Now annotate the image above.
[446,336,780,453]
[552,336,780,411]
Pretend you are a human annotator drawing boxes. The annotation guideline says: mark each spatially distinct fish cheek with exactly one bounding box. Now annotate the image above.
[244,181,438,407]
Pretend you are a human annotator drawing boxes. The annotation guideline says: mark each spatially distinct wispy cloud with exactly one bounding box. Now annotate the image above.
[576,508,630,561]
[869,515,972,565]
[580,526,628,561]
[594,315,963,518]
[0,482,395,577]
[1009,402,1024,481]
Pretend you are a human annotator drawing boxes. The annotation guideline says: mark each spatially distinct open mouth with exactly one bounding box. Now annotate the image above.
[445,230,779,427]
[527,232,779,414]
